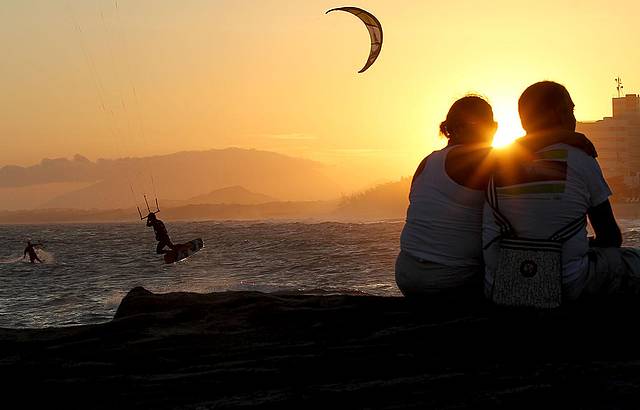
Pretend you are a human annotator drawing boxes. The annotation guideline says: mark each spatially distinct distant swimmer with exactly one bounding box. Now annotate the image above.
[146,212,176,254]
[23,240,43,264]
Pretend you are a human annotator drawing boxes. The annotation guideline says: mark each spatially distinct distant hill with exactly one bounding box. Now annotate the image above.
[0,177,418,223]
[156,186,277,208]
[0,182,93,211]
[187,186,277,205]
[0,200,337,224]
[0,154,101,188]
[6,172,640,223]
[0,169,414,222]
[334,178,410,220]
[5,148,343,210]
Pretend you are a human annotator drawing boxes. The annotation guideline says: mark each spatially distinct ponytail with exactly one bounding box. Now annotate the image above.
[439,121,449,138]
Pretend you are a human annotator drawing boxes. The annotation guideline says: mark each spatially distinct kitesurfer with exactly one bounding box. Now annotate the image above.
[23,240,43,264]
[146,213,176,254]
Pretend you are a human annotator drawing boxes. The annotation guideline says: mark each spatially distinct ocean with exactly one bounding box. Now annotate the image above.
[2,219,640,329]
[0,221,404,328]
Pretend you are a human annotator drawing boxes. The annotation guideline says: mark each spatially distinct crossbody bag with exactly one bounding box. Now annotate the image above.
[486,177,586,308]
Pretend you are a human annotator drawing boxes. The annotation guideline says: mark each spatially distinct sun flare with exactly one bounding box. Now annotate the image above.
[492,103,525,148]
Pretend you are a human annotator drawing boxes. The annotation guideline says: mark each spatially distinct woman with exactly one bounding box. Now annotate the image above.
[396,95,497,300]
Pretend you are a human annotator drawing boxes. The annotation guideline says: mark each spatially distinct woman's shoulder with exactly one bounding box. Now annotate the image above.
[445,146,494,190]
[447,145,492,159]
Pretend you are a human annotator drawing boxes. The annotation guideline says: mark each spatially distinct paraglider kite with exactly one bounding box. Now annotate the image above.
[326,7,383,73]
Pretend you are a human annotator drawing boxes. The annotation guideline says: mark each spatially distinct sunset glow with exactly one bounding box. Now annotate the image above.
[2,0,640,190]
[492,104,525,148]
[3,3,640,405]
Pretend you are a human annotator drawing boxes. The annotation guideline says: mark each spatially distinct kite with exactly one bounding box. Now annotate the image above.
[326,7,383,73]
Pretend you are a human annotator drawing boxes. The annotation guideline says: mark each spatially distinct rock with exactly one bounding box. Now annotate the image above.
[1,287,639,409]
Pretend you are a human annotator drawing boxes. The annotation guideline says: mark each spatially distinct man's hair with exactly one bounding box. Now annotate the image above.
[518,81,574,133]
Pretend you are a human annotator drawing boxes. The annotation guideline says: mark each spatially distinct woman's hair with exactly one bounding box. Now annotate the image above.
[439,95,495,145]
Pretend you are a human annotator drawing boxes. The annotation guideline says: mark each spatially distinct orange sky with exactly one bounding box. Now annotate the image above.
[1,0,639,186]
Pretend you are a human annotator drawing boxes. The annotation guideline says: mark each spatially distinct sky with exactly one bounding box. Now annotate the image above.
[1,0,639,185]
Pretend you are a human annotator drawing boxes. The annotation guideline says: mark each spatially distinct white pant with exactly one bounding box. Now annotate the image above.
[580,247,640,299]
[395,250,483,299]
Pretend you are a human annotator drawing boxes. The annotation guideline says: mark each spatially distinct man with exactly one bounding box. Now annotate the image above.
[23,240,43,264]
[146,213,176,254]
[483,81,630,303]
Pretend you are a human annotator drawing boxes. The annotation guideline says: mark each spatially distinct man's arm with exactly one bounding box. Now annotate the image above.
[587,199,622,248]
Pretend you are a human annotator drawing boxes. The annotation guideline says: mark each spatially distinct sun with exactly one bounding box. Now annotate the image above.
[491,101,525,148]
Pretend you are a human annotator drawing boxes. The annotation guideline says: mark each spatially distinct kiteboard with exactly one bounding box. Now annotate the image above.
[163,238,204,264]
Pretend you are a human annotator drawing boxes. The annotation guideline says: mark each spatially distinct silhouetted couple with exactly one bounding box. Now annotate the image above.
[396,81,636,307]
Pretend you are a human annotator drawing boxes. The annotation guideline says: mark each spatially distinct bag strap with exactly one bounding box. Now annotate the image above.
[548,214,587,242]
[486,176,586,244]
[485,176,515,237]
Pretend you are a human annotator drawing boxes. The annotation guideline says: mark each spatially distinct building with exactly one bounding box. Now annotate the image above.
[577,94,640,188]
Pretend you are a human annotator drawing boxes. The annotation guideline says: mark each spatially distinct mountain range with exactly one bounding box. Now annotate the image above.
[158,186,278,208]
[0,149,342,210]
[0,178,412,223]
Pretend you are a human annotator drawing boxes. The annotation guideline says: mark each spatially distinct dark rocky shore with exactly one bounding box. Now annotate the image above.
[1,287,640,409]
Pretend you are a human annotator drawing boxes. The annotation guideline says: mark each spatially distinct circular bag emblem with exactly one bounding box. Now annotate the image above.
[520,260,538,278]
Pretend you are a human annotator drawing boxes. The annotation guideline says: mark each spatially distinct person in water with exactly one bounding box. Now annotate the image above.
[146,213,176,254]
[483,81,629,302]
[23,240,43,263]
[396,95,497,300]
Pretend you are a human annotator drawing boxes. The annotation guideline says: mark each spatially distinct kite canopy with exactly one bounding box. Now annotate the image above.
[326,7,383,73]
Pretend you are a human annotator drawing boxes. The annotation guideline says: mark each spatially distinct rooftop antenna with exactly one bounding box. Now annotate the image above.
[615,76,624,98]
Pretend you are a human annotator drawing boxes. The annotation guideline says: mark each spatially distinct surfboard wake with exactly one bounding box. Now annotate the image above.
[0,249,55,265]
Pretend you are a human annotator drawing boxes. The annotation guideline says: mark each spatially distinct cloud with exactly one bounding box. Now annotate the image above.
[329,148,386,157]
[261,133,317,141]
